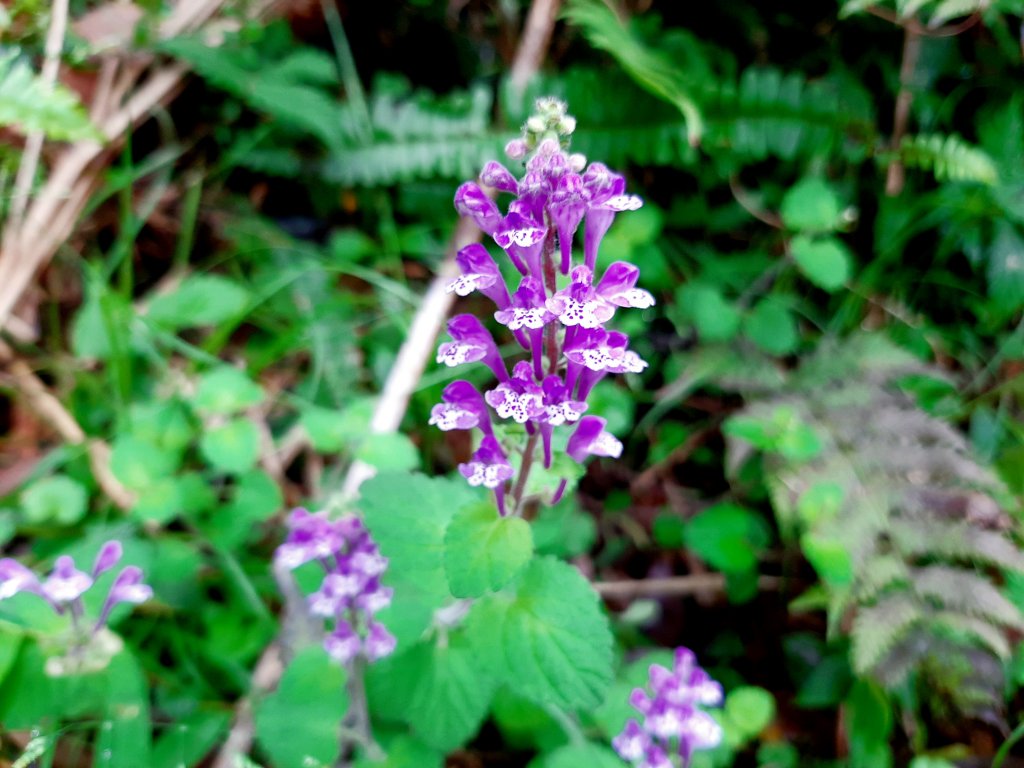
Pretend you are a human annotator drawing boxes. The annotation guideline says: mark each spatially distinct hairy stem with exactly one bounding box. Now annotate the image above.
[338,657,374,767]
[511,432,540,515]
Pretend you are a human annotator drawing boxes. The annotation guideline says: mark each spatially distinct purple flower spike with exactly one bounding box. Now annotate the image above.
[567,416,623,463]
[324,621,361,665]
[436,315,508,382]
[94,565,152,630]
[546,266,615,329]
[429,380,494,436]
[363,621,397,661]
[481,161,519,195]
[92,541,123,578]
[494,208,546,277]
[0,559,40,600]
[276,508,342,569]
[565,328,648,400]
[459,435,514,490]
[454,182,501,235]
[581,164,643,272]
[596,262,656,309]
[537,375,588,468]
[613,646,723,768]
[41,556,93,604]
[485,361,545,424]
[448,244,512,310]
[549,173,590,274]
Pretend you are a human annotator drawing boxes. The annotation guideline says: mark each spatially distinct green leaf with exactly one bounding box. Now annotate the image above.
[300,399,375,453]
[791,235,852,292]
[465,557,613,710]
[796,482,845,526]
[675,284,741,342]
[110,436,178,491]
[146,275,250,329]
[724,686,775,741]
[444,502,533,598]
[845,680,893,768]
[987,224,1024,316]
[795,654,852,709]
[652,513,687,549]
[131,477,183,525]
[354,733,444,768]
[20,475,88,525]
[533,743,624,768]
[802,533,853,586]
[0,51,97,140]
[95,651,153,768]
[193,367,265,414]
[532,501,597,557]
[356,433,419,472]
[254,646,348,768]
[150,710,231,768]
[685,503,770,573]
[199,418,261,474]
[744,299,799,356]
[491,687,568,751]
[781,178,841,232]
[129,400,194,455]
[367,631,497,751]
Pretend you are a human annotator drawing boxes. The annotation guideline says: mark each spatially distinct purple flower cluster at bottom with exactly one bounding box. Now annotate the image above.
[613,648,724,768]
[0,540,152,631]
[276,508,396,665]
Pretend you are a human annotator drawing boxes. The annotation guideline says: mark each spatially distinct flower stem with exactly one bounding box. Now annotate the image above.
[511,432,539,515]
[338,656,375,766]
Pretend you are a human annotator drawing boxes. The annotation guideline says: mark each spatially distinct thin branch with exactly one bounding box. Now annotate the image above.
[10,0,70,225]
[729,175,784,229]
[886,18,922,196]
[594,574,782,598]
[0,343,134,510]
[509,0,562,92]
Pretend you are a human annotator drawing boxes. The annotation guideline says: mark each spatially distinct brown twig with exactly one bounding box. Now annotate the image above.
[594,574,782,598]
[0,342,134,510]
[885,17,923,196]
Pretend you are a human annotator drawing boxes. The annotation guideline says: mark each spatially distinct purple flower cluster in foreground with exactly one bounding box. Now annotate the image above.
[276,508,396,665]
[433,99,652,514]
[0,540,152,632]
[613,648,724,768]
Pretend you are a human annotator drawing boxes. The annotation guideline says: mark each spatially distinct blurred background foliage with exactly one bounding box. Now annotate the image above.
[1,0,1024,766]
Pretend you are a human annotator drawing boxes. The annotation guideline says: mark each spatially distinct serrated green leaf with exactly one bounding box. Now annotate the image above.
[367,631,497,751]
[193,367,265,414]
[110,436,178,491]
[791,235,852,292]
[255,647,347,768]
[444,503,533,598]
[465,557,613,710]
[0,52,97,140]
[146,275,250,329]
[199,418,260,474]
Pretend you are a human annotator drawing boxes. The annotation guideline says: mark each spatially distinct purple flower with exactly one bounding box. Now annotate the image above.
[324,620,361,664]
[536,375,588,468]
[481,161,519,195]
[92,541,123,578]
[596,262,656,309]
[613,647,723,768]
[436,315,509,382]
[41,556,93,604]
[567,416,623,463]
[447,244,512,310]
[494,207,546,277]
[0,559,40,600]
[494,278,553,377]
[549,172,590,274]
[546,266,615,329]
[275,508,342,569]
[485,361,545,424]
[454,182,501,235]
[96,565,153,628]
[458,435,515,490]
[583,164,644,271]
[564,328,648,400]
[364,621,397,661]
[428,380,493,435]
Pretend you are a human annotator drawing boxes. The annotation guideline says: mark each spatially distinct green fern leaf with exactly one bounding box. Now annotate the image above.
[851,594,922,673]
[912,565,1024,629]
[0,52,97,141]
[898,133,999,185]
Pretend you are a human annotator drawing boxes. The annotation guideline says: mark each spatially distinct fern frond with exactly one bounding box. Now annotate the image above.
[0,52,97,141]
[912,565,1024,629]
[898,133,999,185]
[852,594,922,673]
[562,0,703,143]
[891,520,1024,572]
[855,554,910,602]
[929,612,1012,660]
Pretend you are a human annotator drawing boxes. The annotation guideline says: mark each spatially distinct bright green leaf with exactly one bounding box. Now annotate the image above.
[724,686,775,741]
[199,418,260,474]
[675,284,741,342]
[193,367,265,414]
[110,436,178,491]
[791,235,852,292]
[444,502,533,598]
[781,178,841,232]
[744,299,798,356]
[21,475,88,525]
[255,646,348,768]
[356,433,419,472]
[146,275,250,329]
